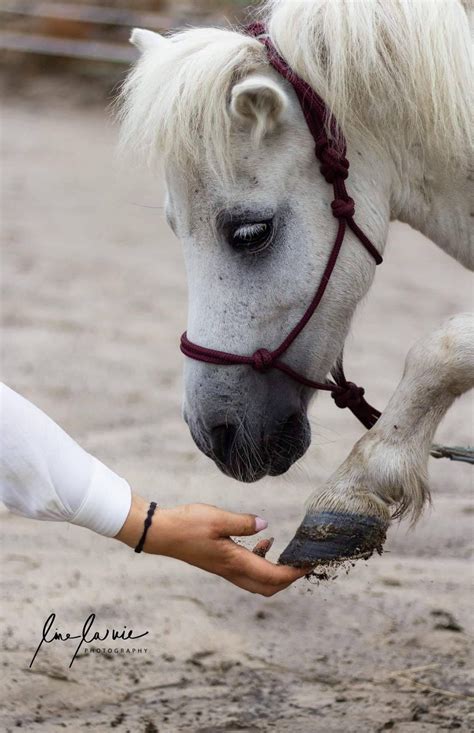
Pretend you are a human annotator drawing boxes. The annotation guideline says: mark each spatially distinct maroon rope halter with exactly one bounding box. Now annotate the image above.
[180,22,383,430]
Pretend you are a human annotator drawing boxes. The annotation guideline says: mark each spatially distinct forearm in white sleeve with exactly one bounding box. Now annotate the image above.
[0,383,132,537]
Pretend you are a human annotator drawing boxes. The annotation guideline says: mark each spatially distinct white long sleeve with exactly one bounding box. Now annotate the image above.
[0,384,132,537]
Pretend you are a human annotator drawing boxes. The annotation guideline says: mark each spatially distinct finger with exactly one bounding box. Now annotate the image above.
[227,573,294,597]
[229,542,311,585]
[216,509,268,537]
[252,537,274,557]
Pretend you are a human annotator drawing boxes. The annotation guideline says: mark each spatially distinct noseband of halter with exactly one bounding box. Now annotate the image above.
[180,22,384,430]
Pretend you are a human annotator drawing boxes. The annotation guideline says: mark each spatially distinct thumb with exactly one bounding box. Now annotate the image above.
[217,510,268,537]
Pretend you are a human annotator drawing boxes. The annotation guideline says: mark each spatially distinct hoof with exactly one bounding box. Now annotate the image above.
[278,511,388,567]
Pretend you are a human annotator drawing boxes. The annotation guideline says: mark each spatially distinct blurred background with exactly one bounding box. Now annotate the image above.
[1,0,258,100]
[1,2,473,731]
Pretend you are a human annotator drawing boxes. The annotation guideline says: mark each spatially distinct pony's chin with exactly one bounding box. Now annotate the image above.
[214,460,297,483]
[211,419,311,482]
[214,460,269,483]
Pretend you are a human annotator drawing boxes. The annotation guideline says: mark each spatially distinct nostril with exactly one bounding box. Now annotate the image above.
[267,412,309,472]
[210,424,237,465]
[278,413,304,436]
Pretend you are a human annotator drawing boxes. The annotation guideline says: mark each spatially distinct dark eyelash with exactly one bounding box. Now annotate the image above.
[228,219,274,253]
[234,223,269,241]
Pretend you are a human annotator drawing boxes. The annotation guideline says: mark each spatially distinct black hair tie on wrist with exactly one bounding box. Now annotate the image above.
[134,501,158,553]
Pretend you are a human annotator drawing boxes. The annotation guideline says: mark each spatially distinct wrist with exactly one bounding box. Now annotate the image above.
[115,494,177,556]
[114,493,152,548]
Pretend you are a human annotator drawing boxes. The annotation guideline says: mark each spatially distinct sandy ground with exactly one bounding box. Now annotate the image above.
[1,91,473,732]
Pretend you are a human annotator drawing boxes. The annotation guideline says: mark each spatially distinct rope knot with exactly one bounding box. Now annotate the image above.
[332,382,365,410]
[252,348,273,372]
[319,147,350,183]
[314,136,329,158]
[331,197,355,219]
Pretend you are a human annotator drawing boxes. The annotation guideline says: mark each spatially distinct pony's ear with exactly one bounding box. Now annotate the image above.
[230,74,288,138]
[130,28,168,54]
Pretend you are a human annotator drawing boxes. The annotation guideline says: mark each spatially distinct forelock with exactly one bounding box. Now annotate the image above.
[118,28,268,180]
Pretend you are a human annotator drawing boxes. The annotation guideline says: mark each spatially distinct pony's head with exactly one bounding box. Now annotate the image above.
[119,26,387,481]
[119,1,468,481]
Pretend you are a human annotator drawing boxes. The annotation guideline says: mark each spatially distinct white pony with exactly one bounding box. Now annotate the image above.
[119,0,472,565]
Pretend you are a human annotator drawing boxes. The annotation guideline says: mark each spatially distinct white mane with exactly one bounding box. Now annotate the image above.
[118,0,472,178]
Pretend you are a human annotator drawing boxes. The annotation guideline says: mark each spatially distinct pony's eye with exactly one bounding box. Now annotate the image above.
[229,220,273,253]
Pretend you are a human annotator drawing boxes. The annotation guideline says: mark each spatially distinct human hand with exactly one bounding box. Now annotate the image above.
[116,495,311,596]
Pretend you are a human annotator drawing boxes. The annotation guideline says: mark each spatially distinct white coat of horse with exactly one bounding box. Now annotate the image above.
[119,0,472,566]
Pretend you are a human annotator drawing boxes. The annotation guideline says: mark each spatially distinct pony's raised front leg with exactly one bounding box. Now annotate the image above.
[280,313,474,567]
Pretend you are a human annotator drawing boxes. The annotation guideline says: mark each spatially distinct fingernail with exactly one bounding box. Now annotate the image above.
[255,517,268,532]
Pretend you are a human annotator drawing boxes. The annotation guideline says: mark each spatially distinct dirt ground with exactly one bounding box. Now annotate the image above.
[1,89,473,732]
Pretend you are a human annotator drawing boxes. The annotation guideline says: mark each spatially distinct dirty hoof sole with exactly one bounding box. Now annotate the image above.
[278,511,388,567]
